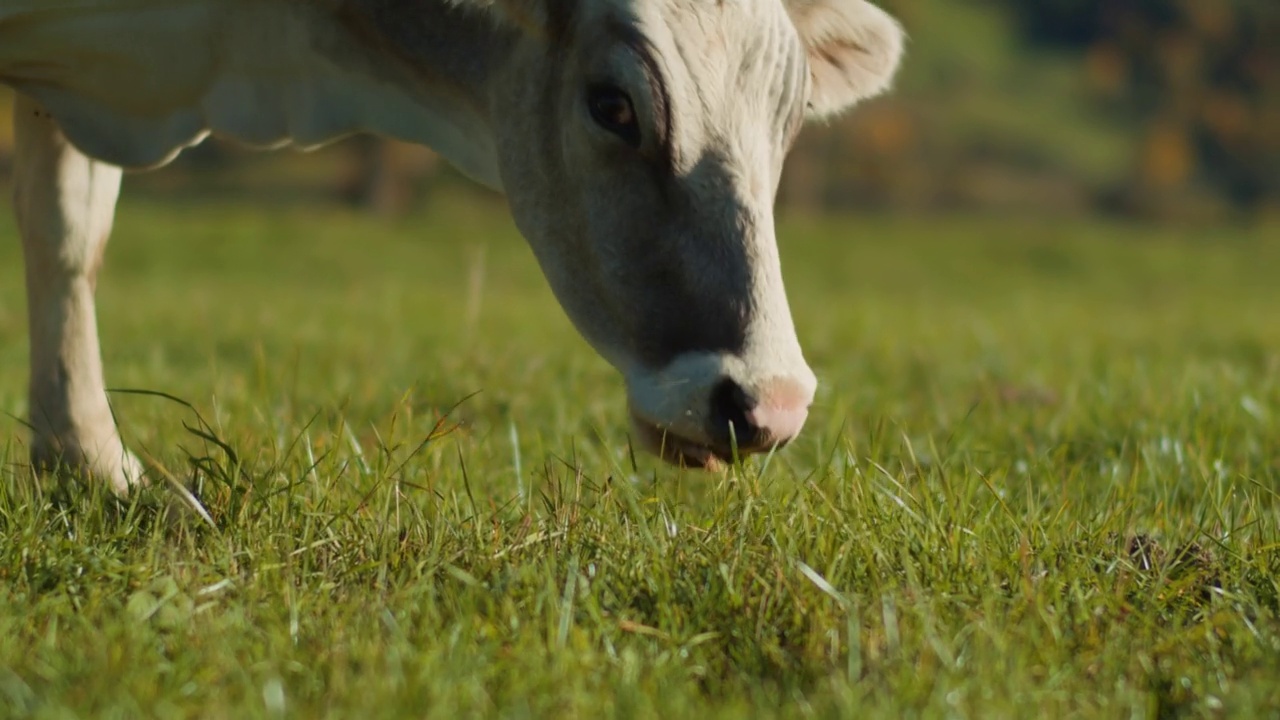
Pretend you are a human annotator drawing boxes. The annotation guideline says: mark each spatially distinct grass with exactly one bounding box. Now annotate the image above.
[0,185,1278,718]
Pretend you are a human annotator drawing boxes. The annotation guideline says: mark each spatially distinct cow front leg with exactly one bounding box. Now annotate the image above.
[13,94,142,494]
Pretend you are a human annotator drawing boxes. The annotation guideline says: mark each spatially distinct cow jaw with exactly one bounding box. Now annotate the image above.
[630,412,728,471]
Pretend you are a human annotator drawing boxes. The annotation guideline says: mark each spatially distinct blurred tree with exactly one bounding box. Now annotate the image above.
[778,0,1276,220]
[990,0,1278,215]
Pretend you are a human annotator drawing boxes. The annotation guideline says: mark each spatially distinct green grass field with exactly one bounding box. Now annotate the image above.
[1,188,1278,718]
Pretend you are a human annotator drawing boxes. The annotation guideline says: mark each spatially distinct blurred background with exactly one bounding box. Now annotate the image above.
[0,0,1275,223]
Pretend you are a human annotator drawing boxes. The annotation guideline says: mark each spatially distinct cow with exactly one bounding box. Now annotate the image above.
[0,0,904,494]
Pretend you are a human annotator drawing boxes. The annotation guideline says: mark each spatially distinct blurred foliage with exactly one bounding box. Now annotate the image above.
[996,0,1278,213]
[0,0,1275,221]
[784,0,1278,220]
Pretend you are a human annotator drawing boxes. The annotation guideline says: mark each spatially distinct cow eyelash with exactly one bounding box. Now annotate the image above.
[586,84,641,148]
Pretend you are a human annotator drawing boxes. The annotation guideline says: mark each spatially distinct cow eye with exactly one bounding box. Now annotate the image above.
[587,84,640,148]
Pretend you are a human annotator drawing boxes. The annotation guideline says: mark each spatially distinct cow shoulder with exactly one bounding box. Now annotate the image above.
[0,0,508,185]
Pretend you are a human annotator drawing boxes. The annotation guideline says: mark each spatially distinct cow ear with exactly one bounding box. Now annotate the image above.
[786,0,905,119]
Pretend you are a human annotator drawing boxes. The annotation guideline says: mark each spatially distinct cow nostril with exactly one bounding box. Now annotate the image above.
[709,378,759,449]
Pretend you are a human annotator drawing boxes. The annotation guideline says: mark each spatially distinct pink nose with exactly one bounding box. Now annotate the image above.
[710,376,813,452]
[747,377,814,444]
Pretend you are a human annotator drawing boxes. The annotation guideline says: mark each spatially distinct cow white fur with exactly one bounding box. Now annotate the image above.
[0,0,904,493]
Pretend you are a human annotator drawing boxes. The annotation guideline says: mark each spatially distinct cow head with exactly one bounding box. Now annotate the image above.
[478,0,904,468]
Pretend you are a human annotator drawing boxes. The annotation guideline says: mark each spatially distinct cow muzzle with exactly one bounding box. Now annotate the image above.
[626,354,817,470]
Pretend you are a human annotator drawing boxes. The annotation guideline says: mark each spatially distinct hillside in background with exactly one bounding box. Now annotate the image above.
[786,0,1276,219]
[1,0,1275,221]
[785,0,1134,215]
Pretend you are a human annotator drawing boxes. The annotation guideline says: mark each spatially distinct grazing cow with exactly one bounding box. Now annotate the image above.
[0,0,904,493]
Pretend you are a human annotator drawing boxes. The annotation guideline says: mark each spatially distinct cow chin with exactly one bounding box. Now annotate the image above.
[628,410,729,472]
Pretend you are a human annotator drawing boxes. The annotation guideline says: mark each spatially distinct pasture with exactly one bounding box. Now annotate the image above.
[1,181,1278,717]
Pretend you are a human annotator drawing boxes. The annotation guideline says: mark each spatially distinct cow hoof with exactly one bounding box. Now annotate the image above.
[32,438,146,496]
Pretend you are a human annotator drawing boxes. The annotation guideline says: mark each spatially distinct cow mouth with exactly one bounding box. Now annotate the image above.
[628,411,730,472]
